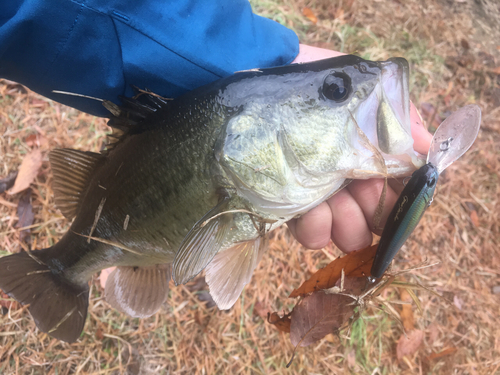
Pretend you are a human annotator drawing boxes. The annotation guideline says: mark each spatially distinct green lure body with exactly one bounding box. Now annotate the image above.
[371,163,438,278]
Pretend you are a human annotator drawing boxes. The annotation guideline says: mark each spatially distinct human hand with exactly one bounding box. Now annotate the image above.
[286,45,433,253]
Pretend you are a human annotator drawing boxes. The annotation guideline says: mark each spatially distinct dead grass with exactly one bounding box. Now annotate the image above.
[1,0,500,374]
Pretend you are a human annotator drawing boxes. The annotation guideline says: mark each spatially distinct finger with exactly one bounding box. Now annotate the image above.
[388,177,406,196]
[286,201,333,250]
[292,44,345,64]
[99,267,116,289]
[410,102,433,154]
[327,188,372,253]
[347,179,399,235]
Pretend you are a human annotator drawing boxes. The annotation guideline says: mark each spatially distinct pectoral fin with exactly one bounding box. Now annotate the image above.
[205,236,267,310]
[173,200,233,285]
[104,264,171,318]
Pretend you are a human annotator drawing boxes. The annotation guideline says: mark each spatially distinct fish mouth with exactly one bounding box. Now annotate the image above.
[353,57,424,172]
[376,57,413,156]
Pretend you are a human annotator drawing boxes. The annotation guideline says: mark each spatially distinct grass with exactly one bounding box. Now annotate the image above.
[1,0,500,374]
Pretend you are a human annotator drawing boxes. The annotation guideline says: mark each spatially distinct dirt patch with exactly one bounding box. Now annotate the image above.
[438,0,500,58]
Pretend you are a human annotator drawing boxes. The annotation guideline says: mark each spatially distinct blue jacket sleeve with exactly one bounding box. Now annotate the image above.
[0,0,299,117]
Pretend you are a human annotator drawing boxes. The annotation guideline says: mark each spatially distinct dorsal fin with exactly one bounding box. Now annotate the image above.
[49,148,104,219]
[103,88,171,152]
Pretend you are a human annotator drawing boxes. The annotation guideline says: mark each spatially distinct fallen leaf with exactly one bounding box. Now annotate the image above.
[443,94,451,107]
[427,347,457,360]
[420,102,436,118]
[323,333,337,343]
[400,289,414,331]
[290,293,353,347]
[444,80,454,96]
[302,7,318,24]
[333,7,344,20]
[15,189,34,244]
[121,347,141,375]
[426,322,440,345]
[186,276,208,292]
[347,349,356,369]
[253,301,269,319]
[196,291,216,309]
[290,277,364,348]
[0,171,18,194]
[289,244,377,298]
[470,210,479,227]
[397,329,424,360]
[0,291,21,311]
[24,134,38,146]
[186,276,216,308]
[95,327,104,341]
[8,149,43,195]
[25,133,49,150]
[453,295,463,310]
[194,310,211,328]
[30,98,48,108]
[267,312,291,333]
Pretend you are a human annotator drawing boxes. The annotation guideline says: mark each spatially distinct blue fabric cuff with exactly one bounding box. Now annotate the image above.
[0,0,299,116]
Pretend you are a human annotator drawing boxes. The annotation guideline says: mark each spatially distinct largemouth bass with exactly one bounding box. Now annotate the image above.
[0,55,424,342]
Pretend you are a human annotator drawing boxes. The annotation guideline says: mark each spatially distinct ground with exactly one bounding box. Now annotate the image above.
[1,0,499,374]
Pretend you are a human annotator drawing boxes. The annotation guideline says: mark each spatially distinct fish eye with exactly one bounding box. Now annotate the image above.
[322,73,351,102]
[428,177,436,187]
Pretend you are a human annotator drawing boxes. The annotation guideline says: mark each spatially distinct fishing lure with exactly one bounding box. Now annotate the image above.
[370,104,482,279]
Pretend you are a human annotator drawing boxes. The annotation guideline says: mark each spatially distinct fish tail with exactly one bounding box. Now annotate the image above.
[0,249,89,343]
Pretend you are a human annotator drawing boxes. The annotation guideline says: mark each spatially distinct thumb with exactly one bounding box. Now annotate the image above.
[410,102,433,155]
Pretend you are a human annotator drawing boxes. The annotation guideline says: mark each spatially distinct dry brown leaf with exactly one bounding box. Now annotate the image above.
[323,334,337,343]
[25,133,49,150]
[333,8,345,20]
[289,244,377,298]
[426,322,440,346]
[253,301,269,319]
[302,7,317,24]
[470,210,479,227]
[95,327,104,341]
[8,148,43,195]
[0,171,18,194]
[347,349,356,369]
[400,289,414,331]
[290,277,364,348]
[186,276,216,308]
[396,329,424,361]
[0,291,21,311]
[453,295,463,310]
[290,293,352,347]
[267,312,291,333]
[427,347,458,361]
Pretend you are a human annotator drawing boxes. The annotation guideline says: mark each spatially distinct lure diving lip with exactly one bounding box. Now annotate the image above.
[370,104,482,279]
